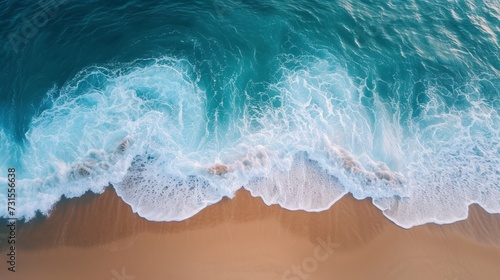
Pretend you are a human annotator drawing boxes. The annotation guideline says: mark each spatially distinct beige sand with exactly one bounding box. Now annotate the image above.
[1,188,500,280]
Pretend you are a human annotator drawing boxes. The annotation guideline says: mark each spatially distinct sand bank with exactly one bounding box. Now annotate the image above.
[1,187,499,280]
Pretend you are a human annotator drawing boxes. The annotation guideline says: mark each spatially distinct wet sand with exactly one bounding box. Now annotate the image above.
[1,187,500,280]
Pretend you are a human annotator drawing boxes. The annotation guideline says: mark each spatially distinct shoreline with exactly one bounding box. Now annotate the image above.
[1,187,500,279]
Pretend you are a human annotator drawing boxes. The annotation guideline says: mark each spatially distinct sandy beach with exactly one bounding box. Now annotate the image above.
[1,187,500,280]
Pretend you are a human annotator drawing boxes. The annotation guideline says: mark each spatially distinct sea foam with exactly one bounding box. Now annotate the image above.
[0,55,498,228]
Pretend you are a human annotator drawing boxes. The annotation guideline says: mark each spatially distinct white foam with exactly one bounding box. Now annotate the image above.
[0,55,498,228]
[373,79,500,228]
[0,57,210,219]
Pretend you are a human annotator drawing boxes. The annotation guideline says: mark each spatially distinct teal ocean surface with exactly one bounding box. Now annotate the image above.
[0,0,498,227]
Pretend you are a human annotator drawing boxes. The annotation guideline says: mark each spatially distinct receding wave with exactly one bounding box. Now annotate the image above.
[0,53,498,228]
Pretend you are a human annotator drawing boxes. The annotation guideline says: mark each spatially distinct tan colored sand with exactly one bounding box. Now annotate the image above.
[1,188,500,280]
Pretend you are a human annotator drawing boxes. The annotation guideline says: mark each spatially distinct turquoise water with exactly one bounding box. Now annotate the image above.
[0,0,498,227]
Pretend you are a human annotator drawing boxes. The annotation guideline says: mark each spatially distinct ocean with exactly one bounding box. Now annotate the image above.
[0,0,498,228]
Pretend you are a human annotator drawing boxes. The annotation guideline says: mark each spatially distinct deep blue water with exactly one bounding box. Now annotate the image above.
[0,0,498,227]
